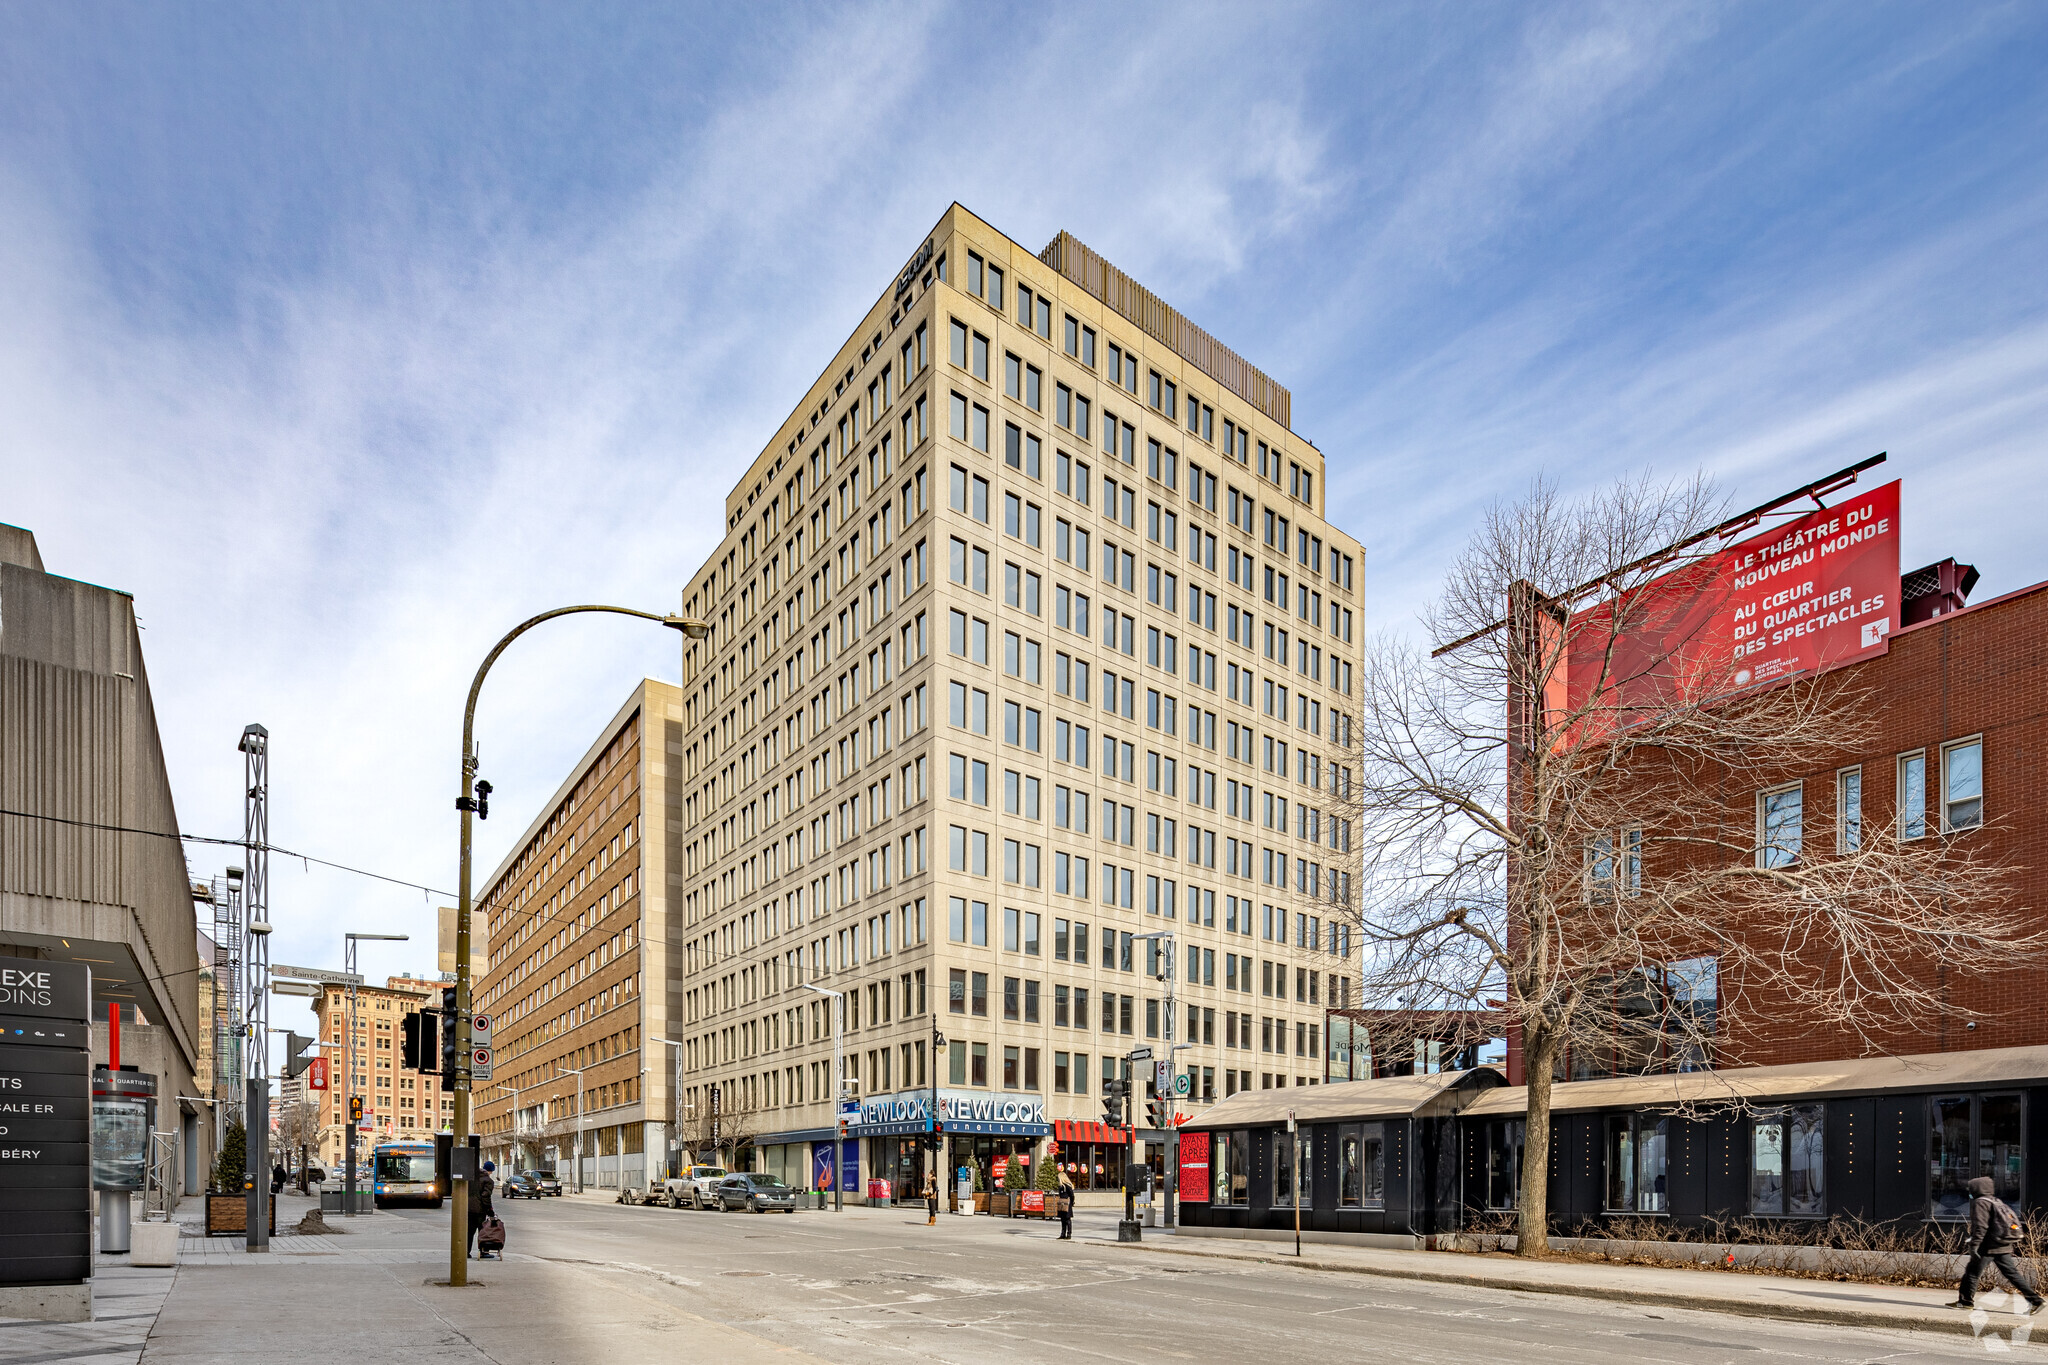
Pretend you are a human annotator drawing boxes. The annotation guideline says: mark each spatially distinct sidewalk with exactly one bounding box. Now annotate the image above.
[1095,1227,2033,1342]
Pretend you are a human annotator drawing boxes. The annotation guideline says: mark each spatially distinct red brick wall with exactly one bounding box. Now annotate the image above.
[1711,580,2048,1067]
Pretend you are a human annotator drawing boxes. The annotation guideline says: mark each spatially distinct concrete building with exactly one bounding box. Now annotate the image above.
[0,522,212,1195]
[472,206,1368,1200]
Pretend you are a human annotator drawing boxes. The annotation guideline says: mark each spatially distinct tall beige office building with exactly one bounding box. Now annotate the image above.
[659,204,1365,1201]
[470,205,1362,1201]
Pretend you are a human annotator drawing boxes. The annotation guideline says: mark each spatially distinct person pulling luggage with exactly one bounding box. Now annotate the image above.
[468,1160,501,1260]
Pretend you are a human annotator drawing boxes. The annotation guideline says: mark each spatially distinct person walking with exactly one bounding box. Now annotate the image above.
[1056,1170,1076,1241]
[1950,1176,2043,1311]
[468,1160,499,1260]
[270,1162,287,1195]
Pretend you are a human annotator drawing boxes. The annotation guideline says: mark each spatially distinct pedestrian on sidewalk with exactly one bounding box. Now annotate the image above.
[1056,1171,1076,1241]
[468,1161,499,1260]
[271,1163,287,1195]
[1950,1176,2044,1311]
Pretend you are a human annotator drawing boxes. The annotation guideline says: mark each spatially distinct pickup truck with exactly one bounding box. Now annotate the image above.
[661,1164,728,1209]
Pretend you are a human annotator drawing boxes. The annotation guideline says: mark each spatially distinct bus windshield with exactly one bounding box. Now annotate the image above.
[374,1151,436,1184]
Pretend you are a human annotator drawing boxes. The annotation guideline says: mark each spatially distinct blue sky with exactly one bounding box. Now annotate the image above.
[3,2,2046,992]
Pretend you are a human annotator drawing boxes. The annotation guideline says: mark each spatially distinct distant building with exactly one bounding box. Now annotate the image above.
[0,522,212,1194]
[303,977,456,1172]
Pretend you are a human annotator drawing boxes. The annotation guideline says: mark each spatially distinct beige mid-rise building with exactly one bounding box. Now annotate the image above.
[476,204,1365,1201]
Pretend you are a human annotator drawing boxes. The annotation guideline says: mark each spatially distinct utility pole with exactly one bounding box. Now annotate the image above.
[1134,929,1180,1229]
[240,724,271,1252]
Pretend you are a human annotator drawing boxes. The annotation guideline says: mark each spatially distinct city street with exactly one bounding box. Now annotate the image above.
[314,1197,2005,1365]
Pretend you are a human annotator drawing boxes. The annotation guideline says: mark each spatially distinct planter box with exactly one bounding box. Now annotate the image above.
[204,1192,277,1237]
[988,1192,1011,1217]
[973,1192,990,1213]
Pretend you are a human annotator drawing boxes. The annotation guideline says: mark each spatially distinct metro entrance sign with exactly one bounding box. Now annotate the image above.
[1566,480,1901,717]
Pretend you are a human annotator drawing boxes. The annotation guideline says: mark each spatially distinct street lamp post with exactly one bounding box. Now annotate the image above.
[801,983,845,1212]
[555,1066,587,1194]
[445,605,704,1288]
[648,1037,683,1183]
[343,932,407,1217]
[1134,930,1181,1229]
[493,1085,522,1173]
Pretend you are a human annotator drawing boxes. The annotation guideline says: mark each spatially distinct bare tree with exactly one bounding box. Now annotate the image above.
[1333,471,2038,1256]
[675,1088,759,1167]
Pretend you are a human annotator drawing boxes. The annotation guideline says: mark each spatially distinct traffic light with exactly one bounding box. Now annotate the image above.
[282,1031,313,1078]
[1149,1098,1169,1129]
[403,1009,442,1074]
[1102,1078,1128,1127]
[922,1121,945,1152]
[440,987,459,1079]
[348,1095,364,1123]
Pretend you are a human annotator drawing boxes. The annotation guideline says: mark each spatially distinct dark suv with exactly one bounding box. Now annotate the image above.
[505,1170,562,1198]
[714,1173,797,1213]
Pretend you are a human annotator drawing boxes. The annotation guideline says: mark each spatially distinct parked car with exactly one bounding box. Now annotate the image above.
[713,1172,797,1214]
[663,1165,728,1209]
[504,1170,562,1198]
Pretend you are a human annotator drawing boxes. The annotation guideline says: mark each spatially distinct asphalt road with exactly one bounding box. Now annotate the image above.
[375,1196,2013,1364]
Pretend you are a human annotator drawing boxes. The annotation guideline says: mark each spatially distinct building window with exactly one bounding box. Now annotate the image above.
[1836,767,1862,853]
[1757,784,1802,868]
[1605,1114,1669,1213]
[1338,1121,1386,1210]
[1942,738,1983,832]
[1931,1093,2024,1218]
[1484,1120,1524,1210]
[1749,1105,1825,1216]
[1898,751,1927,839]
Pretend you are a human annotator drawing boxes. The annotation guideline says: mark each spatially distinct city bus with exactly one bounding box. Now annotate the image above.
[371,1140,442,1208]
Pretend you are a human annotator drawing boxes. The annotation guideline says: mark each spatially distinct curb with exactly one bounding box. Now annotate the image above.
[1092,1238,1989,1340]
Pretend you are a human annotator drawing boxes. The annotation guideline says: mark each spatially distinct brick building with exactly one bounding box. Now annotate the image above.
[1558,560,2047,1078]
[306,975,456,1172]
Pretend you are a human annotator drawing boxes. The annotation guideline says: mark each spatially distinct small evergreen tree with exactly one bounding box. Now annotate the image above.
[1002,1151,1027,1192]
[211,1120,247,1193]
[1035,1147,1060,1191]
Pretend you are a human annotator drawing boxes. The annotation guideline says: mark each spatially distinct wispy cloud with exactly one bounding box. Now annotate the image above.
[1,1,2045,997]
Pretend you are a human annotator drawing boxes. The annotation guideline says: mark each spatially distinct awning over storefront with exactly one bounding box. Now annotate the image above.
[1053,1119,1130,1146]
[846,1090,1050,1139]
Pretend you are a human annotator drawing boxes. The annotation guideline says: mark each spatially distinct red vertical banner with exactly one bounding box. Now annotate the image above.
[308,1055,329,1091]
[1178,1130,1211,1203]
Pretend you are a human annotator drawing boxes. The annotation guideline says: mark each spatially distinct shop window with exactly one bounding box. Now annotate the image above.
[1749,1105,1824,1216]
[1931,1093,2024,1218]
[1338,1122,1386,1209]
[1484,1119,1524,1210]
[1604,1114,1669,1213]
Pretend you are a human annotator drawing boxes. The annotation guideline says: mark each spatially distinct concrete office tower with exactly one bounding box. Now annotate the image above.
[476,205,1368,1201]
[0,523,212,1195]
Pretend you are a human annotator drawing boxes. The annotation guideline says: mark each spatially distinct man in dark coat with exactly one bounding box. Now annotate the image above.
[1950,1176,2043,1311]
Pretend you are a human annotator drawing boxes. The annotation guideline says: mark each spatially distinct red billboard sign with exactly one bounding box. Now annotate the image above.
[307,1055,328,1091]
[1568,480,1900,713]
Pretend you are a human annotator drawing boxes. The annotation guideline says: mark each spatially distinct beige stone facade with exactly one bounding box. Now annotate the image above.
[664,205,1366,1193]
